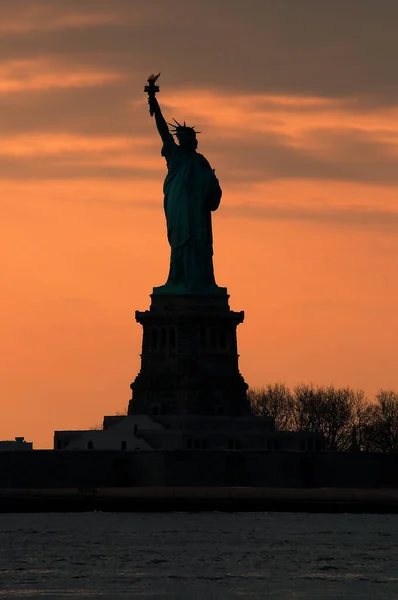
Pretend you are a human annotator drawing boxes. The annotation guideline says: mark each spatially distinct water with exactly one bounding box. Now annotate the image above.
[0,512,397,599]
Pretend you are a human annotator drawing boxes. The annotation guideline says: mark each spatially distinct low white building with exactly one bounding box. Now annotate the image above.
[54,415,162,451]
[54,413,324,452]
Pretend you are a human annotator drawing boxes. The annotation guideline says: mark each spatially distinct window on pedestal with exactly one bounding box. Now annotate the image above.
[219,330,227,350]
[199,327,207,349]
[186,438,208,450]
[204,327,230,352]
[151,328,159,350]
[169,327,176,350]
[150,402,162,416]
[160,328,167,349]
[228,439,242,450]
[151,327,177,353]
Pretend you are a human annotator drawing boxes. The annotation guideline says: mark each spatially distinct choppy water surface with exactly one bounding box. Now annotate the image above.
[0,512,397,599]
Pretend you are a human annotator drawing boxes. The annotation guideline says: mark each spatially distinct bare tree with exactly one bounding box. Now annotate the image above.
[292,384,358,451]
[361,403,382,452]
[321,386,355,451]
[363,390,398,453]
[248,383,294,430]
[249,381,398,453]
[349,389,374,451]
[292,383,326,433]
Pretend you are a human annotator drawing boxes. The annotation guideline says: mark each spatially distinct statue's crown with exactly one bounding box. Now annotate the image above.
[167,118,201,137]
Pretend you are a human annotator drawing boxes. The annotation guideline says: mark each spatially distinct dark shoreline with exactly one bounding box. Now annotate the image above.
[2,488,398,514]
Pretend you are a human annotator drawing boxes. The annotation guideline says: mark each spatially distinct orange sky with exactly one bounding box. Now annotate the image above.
[1,0,397,447]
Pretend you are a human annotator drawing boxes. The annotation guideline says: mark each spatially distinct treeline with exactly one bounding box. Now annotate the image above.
[248,384,398,453]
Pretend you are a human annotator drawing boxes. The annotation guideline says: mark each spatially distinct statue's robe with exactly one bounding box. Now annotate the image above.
[161,135,222,291]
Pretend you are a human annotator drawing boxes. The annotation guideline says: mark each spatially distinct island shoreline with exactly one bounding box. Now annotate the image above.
[2,487,398,514]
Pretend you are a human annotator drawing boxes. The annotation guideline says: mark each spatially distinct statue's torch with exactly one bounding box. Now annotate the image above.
[144,72,161,116]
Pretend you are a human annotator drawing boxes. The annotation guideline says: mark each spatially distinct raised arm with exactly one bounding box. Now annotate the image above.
[148,96,171,143]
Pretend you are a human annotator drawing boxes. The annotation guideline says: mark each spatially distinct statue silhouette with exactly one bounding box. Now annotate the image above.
[146,76,225,295]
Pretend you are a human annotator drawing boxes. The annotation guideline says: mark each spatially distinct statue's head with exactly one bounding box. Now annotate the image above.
[168,119,200,151]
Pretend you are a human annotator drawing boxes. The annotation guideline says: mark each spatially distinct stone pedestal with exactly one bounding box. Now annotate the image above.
[128,293,249,417]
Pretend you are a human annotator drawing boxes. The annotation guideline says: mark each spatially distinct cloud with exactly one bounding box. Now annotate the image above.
[0,59,125,94]
[0,81,135,137]
[0,133,155,157]
[223,201,398,231]
[0,155,161,181]
[0,1,128,34]
[209,128,398,185]
[0,3,395,211]
[163,91,398,138]
[0,0,397,104]
[0,94,397,188]
[217,178,398,233]
[160,92,398,185]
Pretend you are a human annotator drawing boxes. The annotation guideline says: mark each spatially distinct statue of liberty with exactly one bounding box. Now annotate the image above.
[145,74,225,295]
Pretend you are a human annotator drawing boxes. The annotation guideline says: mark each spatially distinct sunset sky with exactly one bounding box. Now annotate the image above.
[1,0,397,448]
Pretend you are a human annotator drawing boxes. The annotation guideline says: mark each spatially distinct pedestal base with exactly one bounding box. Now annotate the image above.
[128,293,249,417]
